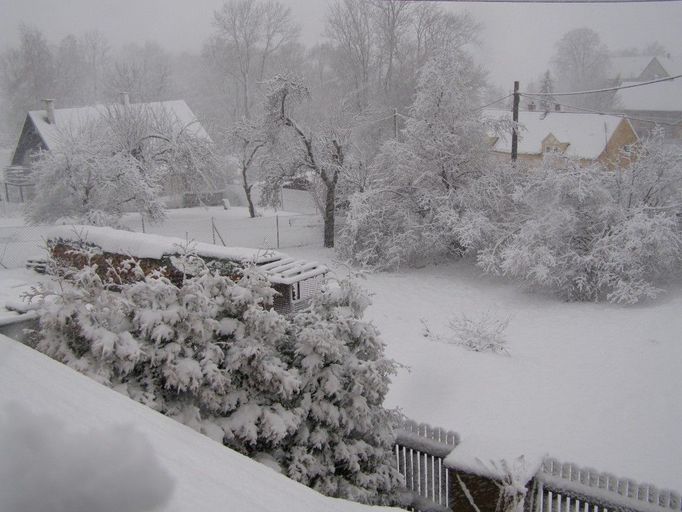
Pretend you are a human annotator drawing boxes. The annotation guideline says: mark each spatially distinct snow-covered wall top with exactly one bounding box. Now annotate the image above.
[48,225,283,264]
[47,225,328,285]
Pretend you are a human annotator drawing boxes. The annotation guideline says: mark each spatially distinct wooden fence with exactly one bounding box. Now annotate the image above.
[394,423,681,512]
[533,459,682,512]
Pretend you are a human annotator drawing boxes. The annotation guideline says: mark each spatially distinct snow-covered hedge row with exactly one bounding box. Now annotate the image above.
[29,248,402,505]
[341,132,682,304]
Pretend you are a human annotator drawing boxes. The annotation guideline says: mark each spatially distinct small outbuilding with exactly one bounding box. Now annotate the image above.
[45,225,327,315]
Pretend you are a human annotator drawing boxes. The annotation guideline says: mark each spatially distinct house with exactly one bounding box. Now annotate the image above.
[4,94,210,202]
[613,78,682,140]
[609,56,670,82]
[46,225,328,315]
[484,109,639,167]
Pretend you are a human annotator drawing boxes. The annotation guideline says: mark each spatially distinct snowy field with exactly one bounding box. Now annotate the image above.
[0,334,397,512]
[1,207,680,494]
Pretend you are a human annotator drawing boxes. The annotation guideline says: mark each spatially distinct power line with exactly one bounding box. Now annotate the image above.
[473,94,514,111]
[401,0,682,3]
[521,74,682,97]
[518,94,682,126]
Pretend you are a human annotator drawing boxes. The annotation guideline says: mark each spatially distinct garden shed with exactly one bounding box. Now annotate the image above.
[45,225,327,315]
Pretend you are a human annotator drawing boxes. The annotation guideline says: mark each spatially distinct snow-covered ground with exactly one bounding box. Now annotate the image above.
[0,334,397,512]
[2,208,680,495]
[286,246,682,491]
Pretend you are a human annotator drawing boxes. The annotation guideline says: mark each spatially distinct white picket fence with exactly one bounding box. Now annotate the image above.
[534,459,682,512]
[395,420,460,511]
[394,423,681,512]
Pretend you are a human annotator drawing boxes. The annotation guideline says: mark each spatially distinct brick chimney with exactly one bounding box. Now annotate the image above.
[43,99,56,124]
[120,91,130,106]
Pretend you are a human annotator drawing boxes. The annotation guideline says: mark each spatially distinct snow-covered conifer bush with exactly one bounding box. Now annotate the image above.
[31,248,402,504]
[284,279,402,505]
[31,247,301,451]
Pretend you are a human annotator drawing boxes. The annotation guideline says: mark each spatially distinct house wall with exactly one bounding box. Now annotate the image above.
[598,119,639,168]
[639,57,669,80]
[11,117,46,167]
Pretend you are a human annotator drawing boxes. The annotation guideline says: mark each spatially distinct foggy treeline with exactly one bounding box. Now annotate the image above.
[0,1,493,146]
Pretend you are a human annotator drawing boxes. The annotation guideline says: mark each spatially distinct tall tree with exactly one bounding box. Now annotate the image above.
[325,0,374,110]
[0,25,56,138]
[211,0,299,120]
[551,28,612,110]
[265,75,353,248]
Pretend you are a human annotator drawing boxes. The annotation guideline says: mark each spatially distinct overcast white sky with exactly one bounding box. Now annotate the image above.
[1,0,681,90]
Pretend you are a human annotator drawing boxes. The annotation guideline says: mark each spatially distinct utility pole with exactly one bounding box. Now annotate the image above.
[511,80,520,163]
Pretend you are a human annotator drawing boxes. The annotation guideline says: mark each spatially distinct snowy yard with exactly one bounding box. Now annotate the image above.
[1,209,681,494]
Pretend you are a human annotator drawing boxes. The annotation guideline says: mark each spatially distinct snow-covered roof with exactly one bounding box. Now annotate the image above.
[609,56,657,80]
[0,334,397,512]
[484,109,631,159]
[259,258,327,286]
[48,225,327,284]
[27,100,210,151]
[617,78,682,113]
[657,56,682,76]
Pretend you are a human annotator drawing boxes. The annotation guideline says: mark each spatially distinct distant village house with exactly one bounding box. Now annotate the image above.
[485,108,639,167]
[2,95,210,203]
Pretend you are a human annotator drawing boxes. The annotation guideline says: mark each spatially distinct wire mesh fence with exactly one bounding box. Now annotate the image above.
[0,209,329,269]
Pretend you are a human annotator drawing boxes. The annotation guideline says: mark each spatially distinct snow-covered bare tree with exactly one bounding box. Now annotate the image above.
[107,42,173,102]
[28,103,219,226]
[325,0,375,110]
[340,49,497,268]
[26,119,164,226]
[210,0,300,120]
[461,135,682,304]
[264,75,353,248]
[551,28,613,110]
[227,118,268,217]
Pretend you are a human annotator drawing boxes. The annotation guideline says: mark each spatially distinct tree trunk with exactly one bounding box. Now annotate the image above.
[323,183,335,248]
[242,167,256,218]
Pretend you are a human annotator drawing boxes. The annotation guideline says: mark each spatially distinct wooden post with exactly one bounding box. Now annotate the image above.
[512,80,520,163]
[141,215,146,233]
[276,214,280,249]
[211,217,216,244]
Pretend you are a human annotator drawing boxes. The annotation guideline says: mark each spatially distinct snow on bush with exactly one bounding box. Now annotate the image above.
[448,313,510,355]
[464,139,682,304]
[338,49,503,270]
[284,279,402,504]
[29,247,400,505]
[0,402,174,512]
[421,313,510,355]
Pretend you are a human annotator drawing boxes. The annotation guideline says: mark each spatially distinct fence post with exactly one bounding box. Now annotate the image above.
[276,214,280,249]
[141,215,146,233]
[211,217,216,244]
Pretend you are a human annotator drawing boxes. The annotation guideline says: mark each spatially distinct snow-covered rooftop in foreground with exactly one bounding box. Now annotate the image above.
[0,334,397,512]
[484,109,629,159]
[28,99,210,151]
